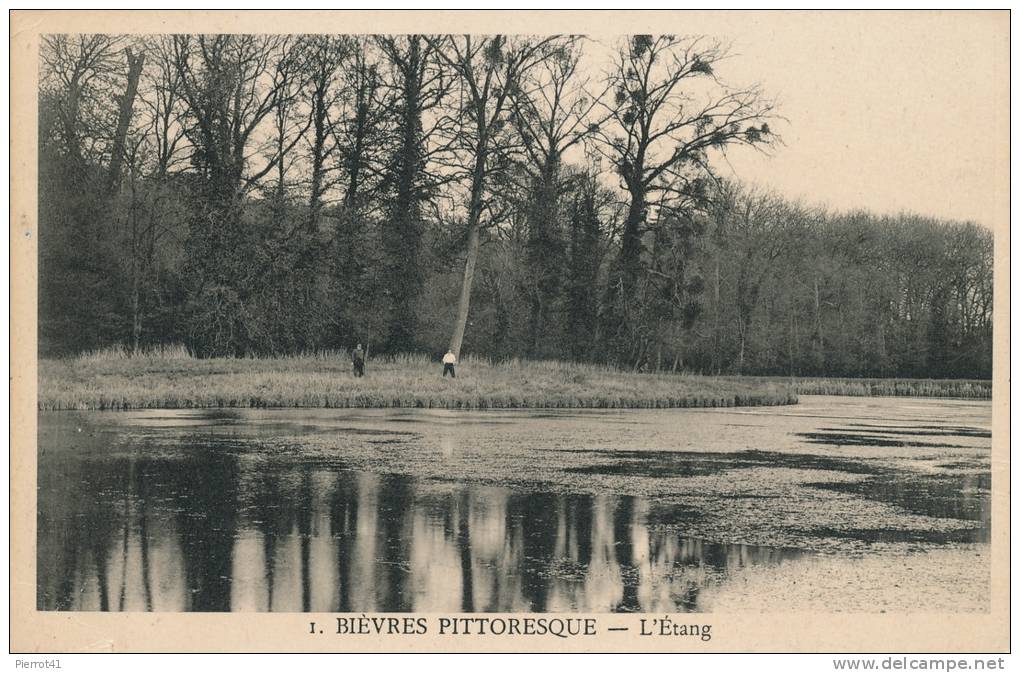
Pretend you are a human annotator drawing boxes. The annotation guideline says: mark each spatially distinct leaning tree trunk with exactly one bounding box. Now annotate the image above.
[449,215,481,359]
[449,152,487,359]
[736,324,746,374]
[105,47,145,199]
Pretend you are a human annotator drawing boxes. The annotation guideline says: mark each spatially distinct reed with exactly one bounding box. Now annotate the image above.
[41,347,989,411]
[725,376,992,399]
[40,348,798,411]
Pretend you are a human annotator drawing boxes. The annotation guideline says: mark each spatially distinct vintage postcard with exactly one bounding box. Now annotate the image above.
[9,9,1010,654]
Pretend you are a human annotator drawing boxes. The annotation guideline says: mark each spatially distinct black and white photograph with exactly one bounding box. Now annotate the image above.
[11,9,1008,654]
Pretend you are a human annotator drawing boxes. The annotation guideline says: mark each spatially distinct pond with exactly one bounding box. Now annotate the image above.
[37,396,992,613]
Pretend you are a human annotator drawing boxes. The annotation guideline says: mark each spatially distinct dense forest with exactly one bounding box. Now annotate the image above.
[38,34,993,378]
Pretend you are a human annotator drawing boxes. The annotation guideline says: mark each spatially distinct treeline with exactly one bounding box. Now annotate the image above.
[440,183,992,378]
[38,34,992,378]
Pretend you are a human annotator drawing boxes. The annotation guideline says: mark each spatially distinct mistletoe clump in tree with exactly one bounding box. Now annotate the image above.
[593,34,778,366]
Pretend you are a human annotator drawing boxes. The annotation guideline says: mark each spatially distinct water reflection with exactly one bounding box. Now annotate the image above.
[37,445,802,613]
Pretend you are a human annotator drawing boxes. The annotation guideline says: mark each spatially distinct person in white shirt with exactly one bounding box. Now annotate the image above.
[442,349,457,378]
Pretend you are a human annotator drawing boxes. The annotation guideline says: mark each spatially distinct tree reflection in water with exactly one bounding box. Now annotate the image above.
[38,442,805,613]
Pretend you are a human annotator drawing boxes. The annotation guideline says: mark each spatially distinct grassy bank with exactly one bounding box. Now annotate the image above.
[743,376,992,399]
[38,347,990,411]
[39,349,799,411]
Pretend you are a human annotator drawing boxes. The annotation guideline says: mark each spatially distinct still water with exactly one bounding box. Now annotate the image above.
[37,397,991,612]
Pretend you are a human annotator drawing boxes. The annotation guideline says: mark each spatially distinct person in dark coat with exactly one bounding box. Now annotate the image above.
[352,343,365,377]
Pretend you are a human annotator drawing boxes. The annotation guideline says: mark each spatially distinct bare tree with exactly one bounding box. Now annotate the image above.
[507,36,602,356]
[428,34,560,358]
[41,35,158,353]
[104,46,146,198]
[141,38,189,180]
[170,34,298,354]
[593,35,777,353]
[265,40,311,208]
[40,34,124,170]
[328,38,392,352]
[171,35,294,209]
[299,35,352,233]
[710,182,810,373]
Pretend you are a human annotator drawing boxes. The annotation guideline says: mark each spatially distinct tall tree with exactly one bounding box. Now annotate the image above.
[104,46,146,199]
[39,35,135,352]
[594,35,776,357]
[564,166,619,360]
[301,35,351,235]
[710,183,808,373]
[171,34,297,355]
[376,35,452,353]
[508,37,602,357]
[125,39,192,351]
[429,34,559,358]
[40,34,124,171]
[329,38,391,351]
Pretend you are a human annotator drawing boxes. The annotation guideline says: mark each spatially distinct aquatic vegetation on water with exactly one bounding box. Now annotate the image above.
[36,397,993,613]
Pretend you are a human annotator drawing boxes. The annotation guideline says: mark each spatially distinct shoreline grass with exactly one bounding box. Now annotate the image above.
[39,349,799,411]
[38,347,991,412]
[740,376,992,399]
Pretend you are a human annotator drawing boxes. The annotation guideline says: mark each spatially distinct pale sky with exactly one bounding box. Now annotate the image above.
[617,10,1010,228]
